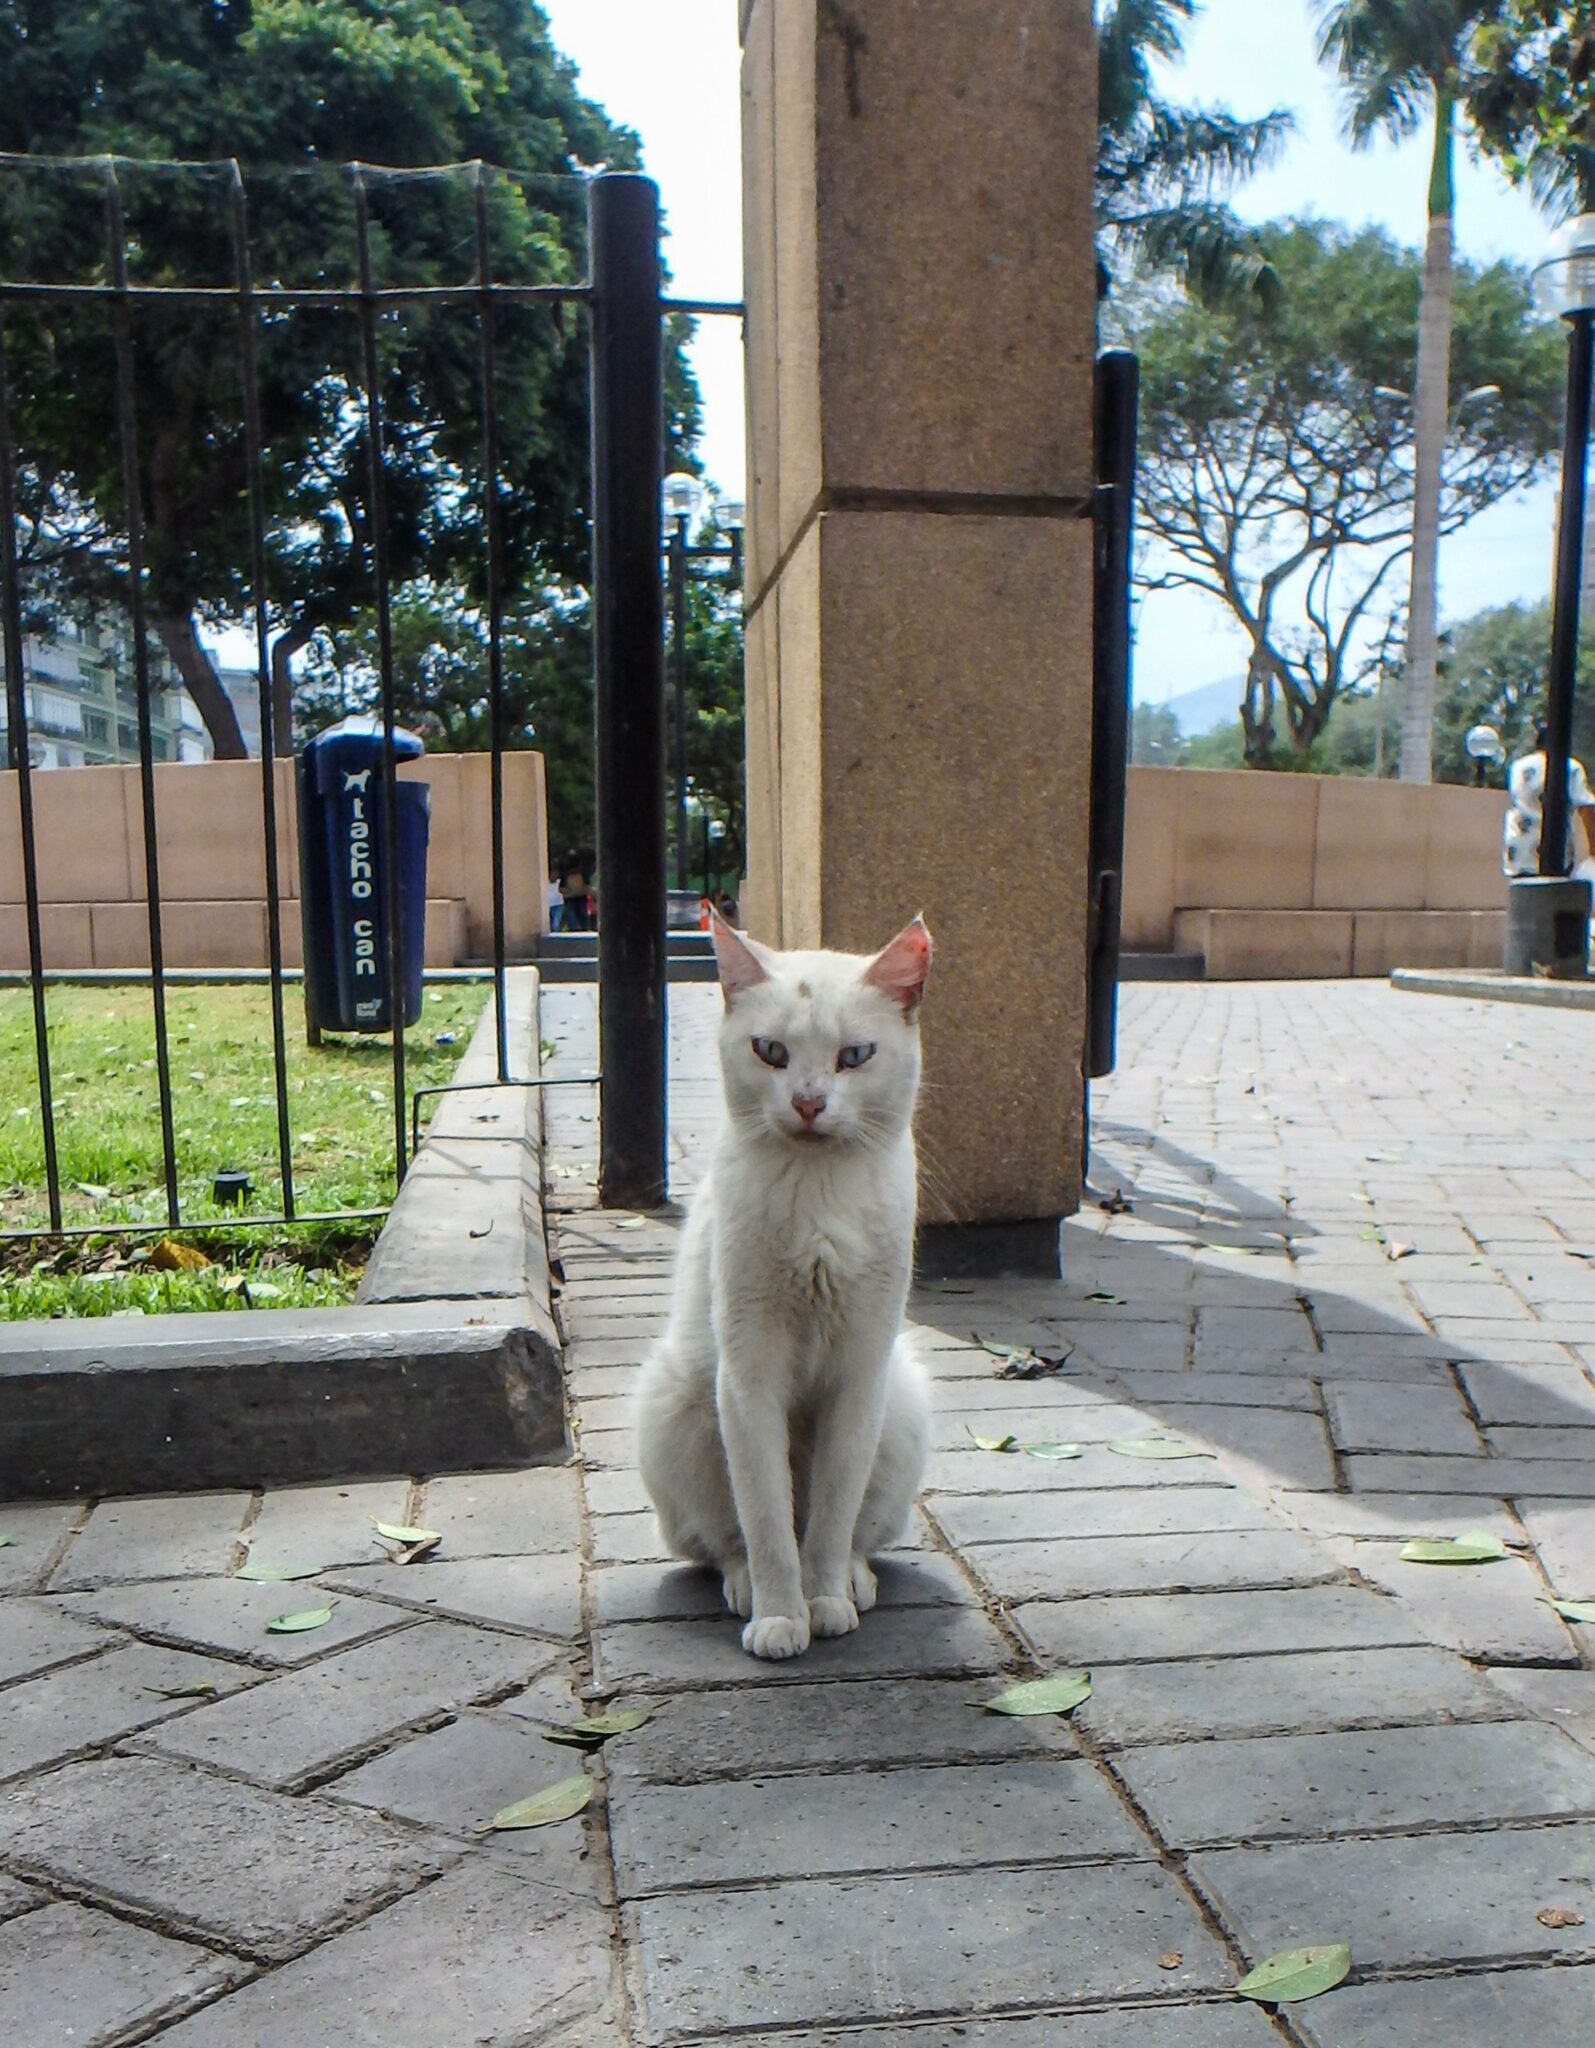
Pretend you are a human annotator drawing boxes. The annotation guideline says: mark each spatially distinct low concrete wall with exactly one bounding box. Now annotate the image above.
[0,751,549,971]
[1125,767,1509,977]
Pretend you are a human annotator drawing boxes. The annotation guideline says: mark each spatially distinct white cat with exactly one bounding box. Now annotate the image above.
[636,911,934,1660]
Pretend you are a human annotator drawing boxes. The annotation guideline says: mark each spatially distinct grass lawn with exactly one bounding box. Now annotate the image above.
[0,981,488,1318]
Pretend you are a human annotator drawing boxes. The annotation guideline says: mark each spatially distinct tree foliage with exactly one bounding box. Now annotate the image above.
[1132,218,1562,763]
[1468,1,1595,212]
[0,0,699,758]
[1096,0,1291,305]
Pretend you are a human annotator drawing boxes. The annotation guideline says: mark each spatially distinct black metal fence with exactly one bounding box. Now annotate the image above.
[0,157,729,1242]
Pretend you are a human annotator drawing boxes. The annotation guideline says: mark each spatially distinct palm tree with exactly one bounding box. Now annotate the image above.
[1097,0,1292,307]
[1314,2,1499,785]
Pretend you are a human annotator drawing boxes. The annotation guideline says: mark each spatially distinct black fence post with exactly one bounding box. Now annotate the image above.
[590,174,667,1209]
[1087,349,1140,1082]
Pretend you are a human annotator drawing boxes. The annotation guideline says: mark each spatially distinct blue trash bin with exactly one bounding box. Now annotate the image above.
[297,715,430,1034]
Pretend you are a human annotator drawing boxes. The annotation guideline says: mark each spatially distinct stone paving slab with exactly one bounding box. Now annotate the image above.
[48,1492,251,1589]
[1340,1544,1578,1665]
[1345,1454,1595,1496]
[1016,1585,1426,1666]
[592,1604,1012,1692]
[0,1639,258,1785]
[1515,1500,1595,1597]
[1117,1719,1595,1849]
[602,1675,1078,1787]
[929,1485,1274,1547]
[323,1553,584,1640]
[1075,1645,1513,1748]
[0,1502,79,1590]
[1289,1964,1595,2048]
[613,1758,1143,1895]
[242,1479,413,1571]
[0,1877,38,1923]
[626,1862,1234,2043]
[965,1527,1338,1605]
[1324,1379,1484,1456]
[143,1619,557,1789]
[0,1756,445,1961]
[0,1594,115,1685]
[1457,1360,1595,1426]
[923,1448,1227,1495]
[1192,1823,1595,1974]
[1274,1491,1522,1542]
[326,1707,605,1894]
[711,2017,1282,2048]
[591,1552,973,1627]
[56,1574,410,1666]
[416,1467,582,1556]
[0,1899,250,2046]
[154,1863,618,2047]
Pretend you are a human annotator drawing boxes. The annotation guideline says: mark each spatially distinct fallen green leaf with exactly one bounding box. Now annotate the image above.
[371,1519,442,1548]
[975,1336,1020,1358]
[1107,1435,1212,1460]
[476,1774,592,1832]
[1084,1290,1125,1304]
[0,1534,11,1549]
[144,1679,219,1699]
[614,1217,648,1231]
[266,1601,338,1634]
[235,1561,324,1582]
[1399,1532,1507,1565]
[965,1427,1019,1453]
[544,1703,662,1747]
[1022,1441,1085,1460]
[976,1671,1092,1717]
[1550,1598,1595,1626]
[1235,1944,1351,2005]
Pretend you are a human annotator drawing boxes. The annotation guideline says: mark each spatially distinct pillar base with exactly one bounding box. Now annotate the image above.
[1504,876,1592,978]
[915,1218,1063,1281]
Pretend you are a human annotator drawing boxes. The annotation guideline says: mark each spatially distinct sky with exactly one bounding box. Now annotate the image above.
[538,0,1572,717]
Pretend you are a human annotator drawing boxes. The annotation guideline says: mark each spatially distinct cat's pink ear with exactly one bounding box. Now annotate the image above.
[709,907,771,1005]
[863,915,932,1014]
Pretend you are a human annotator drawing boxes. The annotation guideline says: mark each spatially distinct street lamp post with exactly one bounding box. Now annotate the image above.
[1502,217,1595,978]
[1535,217,1595,885]
[661,473,742,893]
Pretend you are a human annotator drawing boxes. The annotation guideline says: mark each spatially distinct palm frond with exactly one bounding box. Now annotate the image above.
[1115,204,1283,312]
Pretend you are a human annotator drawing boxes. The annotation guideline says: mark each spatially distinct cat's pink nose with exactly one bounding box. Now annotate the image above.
[791,1092,827,1126]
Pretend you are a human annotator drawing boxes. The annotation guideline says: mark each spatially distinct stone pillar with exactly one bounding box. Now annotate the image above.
[738,0,1099,1271]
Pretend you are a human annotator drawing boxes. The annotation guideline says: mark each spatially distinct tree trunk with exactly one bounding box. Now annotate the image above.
[1241,651,1277,766]
[1398,96,1455,786]
[269,618,317,756]
[152,609,248,760]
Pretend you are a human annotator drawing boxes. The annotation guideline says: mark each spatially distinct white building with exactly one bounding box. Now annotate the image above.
[0,621,211,768]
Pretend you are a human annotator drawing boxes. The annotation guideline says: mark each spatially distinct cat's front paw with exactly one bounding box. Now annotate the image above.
[848,1556,879,1612]
[808,1593,860,1638]
[720,1561,752,1617]
[742,1612,810,1660]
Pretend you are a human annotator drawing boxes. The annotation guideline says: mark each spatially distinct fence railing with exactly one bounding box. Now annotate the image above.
[0,156,734,1239]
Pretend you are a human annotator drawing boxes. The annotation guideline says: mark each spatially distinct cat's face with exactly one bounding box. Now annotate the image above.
[710,915,932,1150]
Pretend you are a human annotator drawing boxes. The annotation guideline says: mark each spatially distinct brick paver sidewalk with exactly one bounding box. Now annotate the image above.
[5,978,1595,2043]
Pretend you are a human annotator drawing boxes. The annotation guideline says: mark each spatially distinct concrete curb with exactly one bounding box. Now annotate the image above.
[1391,967,1595,1011]
[0,968,565,1499]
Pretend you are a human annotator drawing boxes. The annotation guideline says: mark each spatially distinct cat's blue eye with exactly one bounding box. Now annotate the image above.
[837,1043,876,1071]
[751,1037,789,1069]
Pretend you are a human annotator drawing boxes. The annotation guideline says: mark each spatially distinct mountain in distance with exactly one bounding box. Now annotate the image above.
[1144,675,1242,736]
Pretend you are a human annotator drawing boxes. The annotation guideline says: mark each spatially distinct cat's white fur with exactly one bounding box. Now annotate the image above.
[636,912,933,1660]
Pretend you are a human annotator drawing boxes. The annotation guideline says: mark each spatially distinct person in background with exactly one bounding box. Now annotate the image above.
[546,869,564,933]
[559,854,593,932]
[1502,722,1595,880]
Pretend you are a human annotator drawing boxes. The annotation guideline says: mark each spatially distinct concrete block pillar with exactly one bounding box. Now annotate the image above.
[738,0,1099,1271]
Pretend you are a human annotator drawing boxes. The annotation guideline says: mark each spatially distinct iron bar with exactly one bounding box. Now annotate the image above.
[474,169,511,1085]
[352,167,410,1186]
[104,161,181,1227]
[589,173,667,1209]
[0,1208,389,1245]
[1542,308,1594,881]
[0,322,63,1230]
[230,164,297,1220]
[0,280,587,307]
[669,513,690,893]
[1087,349,1140,1082]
